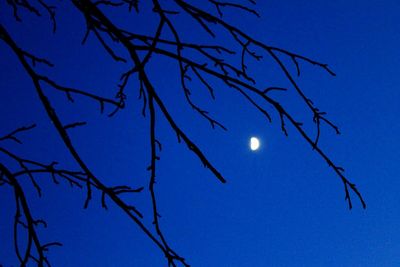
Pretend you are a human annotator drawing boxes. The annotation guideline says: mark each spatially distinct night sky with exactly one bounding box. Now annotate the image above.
[1,0,400,266]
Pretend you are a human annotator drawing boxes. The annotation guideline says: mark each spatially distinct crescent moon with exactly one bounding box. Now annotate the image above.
[250,137,260,151]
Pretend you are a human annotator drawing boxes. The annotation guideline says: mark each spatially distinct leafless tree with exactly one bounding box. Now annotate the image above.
[0,1,366,266]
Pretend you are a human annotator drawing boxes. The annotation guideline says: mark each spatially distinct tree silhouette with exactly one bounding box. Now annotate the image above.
[0,1,366,266]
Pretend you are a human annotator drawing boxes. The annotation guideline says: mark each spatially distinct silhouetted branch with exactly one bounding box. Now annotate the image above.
[122,42,365,208]
[0,124,36,144]
[1,162,61,267]
[209,0,260,18]
[1,0,366,266]
[6,0,57,32]
[1,22,165,265]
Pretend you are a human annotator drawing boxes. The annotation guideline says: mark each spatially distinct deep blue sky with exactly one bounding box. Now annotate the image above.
[1,1,400,266]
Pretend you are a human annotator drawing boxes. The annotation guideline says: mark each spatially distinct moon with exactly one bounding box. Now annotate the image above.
[250,137,260,151]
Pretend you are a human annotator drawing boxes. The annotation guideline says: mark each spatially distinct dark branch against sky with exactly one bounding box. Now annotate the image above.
[1,0,399,266]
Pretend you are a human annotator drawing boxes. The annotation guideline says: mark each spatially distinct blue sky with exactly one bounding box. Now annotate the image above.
[1,0,400,266]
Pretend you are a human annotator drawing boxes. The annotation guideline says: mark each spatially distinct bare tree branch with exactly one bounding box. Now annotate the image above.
[0,0,366,265]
